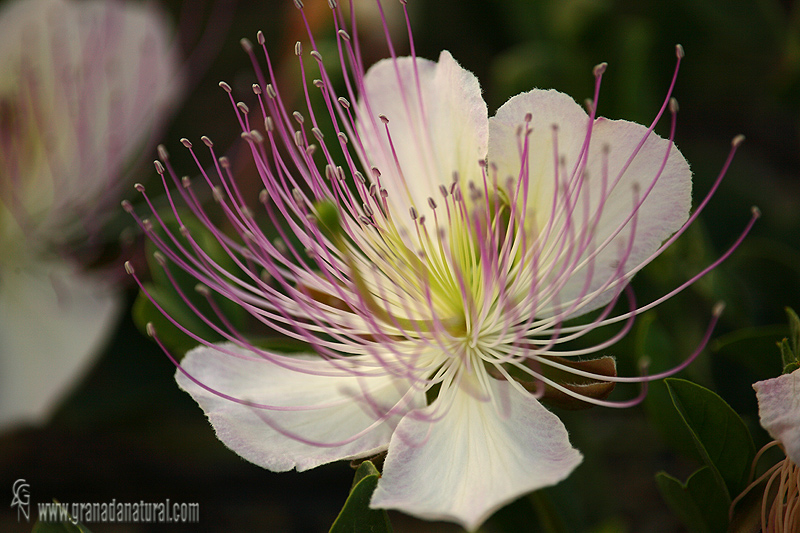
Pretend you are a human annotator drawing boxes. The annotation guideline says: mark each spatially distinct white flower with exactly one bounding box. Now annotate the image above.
[737,369,800,531]
[754,369,800,466]
[0,0,182,428]
[128,4,754,530]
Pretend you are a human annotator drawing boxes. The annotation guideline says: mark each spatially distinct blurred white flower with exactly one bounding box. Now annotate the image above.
[0,0,182,428]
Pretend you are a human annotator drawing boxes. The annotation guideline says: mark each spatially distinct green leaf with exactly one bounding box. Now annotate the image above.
[656,467,730,533]
[330,461,392,533]
[665,379,756,498]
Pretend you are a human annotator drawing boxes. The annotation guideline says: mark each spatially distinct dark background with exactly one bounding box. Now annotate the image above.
[2,0,799,531]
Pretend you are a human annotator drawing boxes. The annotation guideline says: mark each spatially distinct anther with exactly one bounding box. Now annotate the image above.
[732,134,745,147]
[180,138,192,148]
[310,50,323,62]
[153,161,165,174]
[439,184,448,198]
[181,176,191,188]
[252,84,262,95]
[293,0,303,10]
[669,98,679,114]
[327,0,337,8]
[212,186,224,203]
[219,81,232,93]
[259,189,269,204]
[124,261,135,275]
[240,38,253,53]
[294,41,302,56]
[313,79,324,88]
[266,84,277,99]
[157,144,169,160]
[306,145,317,156]
[675,44,685,59]
[593,62,608,77]
[371,167,381,179]
[712,301,725,316]
[294,131,303,147]
[293,111,305,124]
[312,127,324,141]
[265,116,274,131]
[428,197,437,209]
[525,112,532,123]
[237,102,249,114]
[363,203,373,216]
[355,171,366,184]
[195,284,211,297]
[201,136,213,147]
[242,130,263,144]
[153,251,167,266]
[338,132,348,144]
[751,205,761,218]
[292,188,304,204]
[257,31,265,45]
[338,29,351,41]
[219,156,230,168]
[134,183,145,192]
[146,323,156,337]
[409,207,418,220]
[379,114,389,124]
[121,200,133,212]
[338,97,350,109]
[273,239,288,254]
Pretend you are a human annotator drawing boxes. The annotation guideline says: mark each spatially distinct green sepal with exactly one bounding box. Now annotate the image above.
[656,467,730,533]
[780,307,800,373]
[32,501,93,533]
[665,379,756,498]
[779,338,800,374]
[786,307,800,359]
[330,461,393,533]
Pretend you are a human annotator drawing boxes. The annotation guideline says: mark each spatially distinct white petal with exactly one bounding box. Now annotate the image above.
[489,89,691,316]
[176,343,425,472]
[754,370,800,465]
[357,51,488,225]
[0,259,122,429]
[371,378,582,531]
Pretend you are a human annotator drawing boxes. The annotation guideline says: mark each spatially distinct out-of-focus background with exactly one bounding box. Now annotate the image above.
[1,0,798,531]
